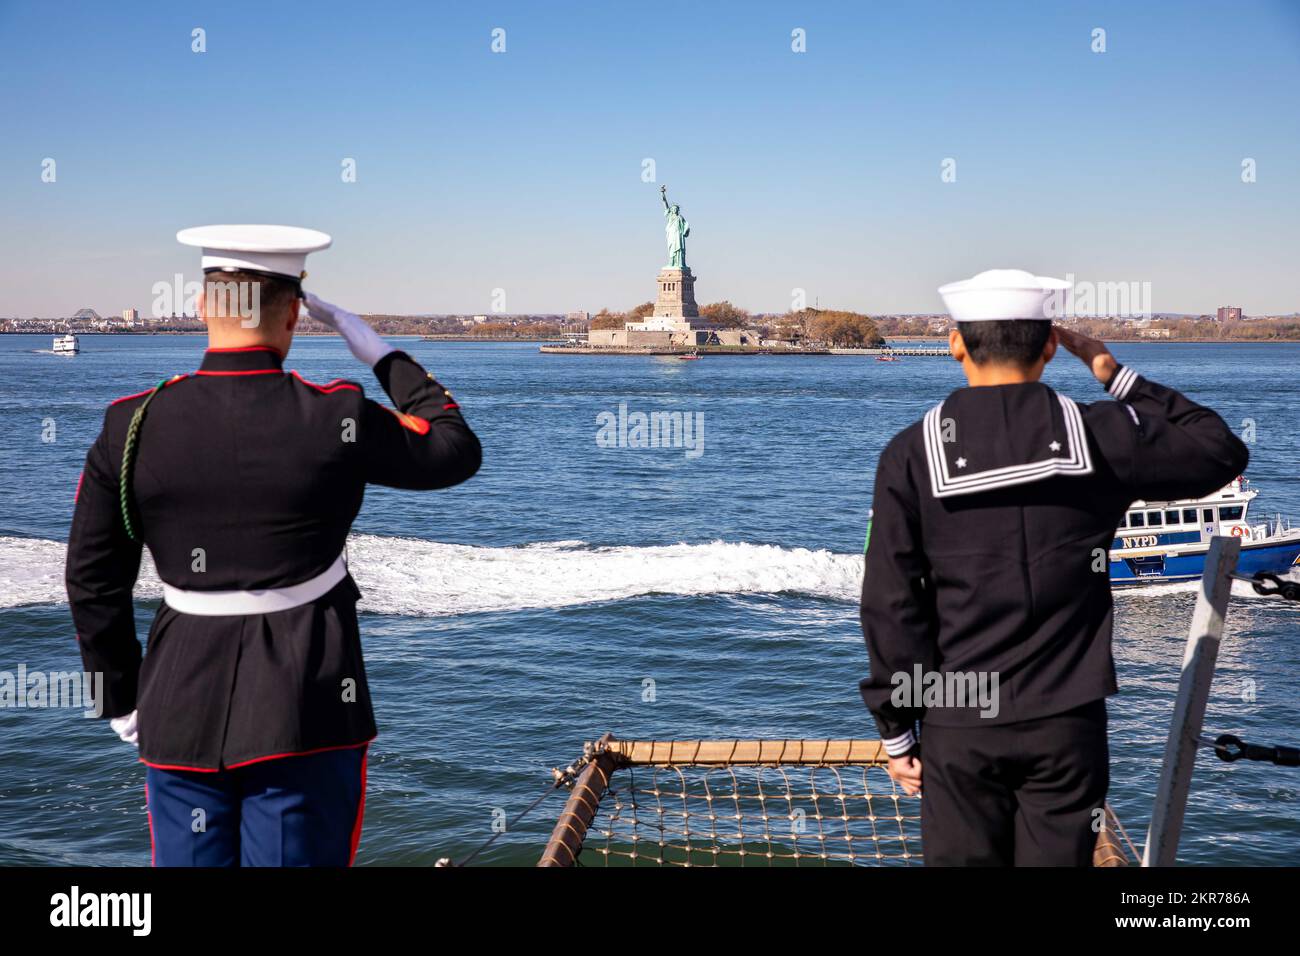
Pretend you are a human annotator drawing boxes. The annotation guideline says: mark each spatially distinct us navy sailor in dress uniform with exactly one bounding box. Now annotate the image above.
[65,225,482,866]
[859,269,1247,866]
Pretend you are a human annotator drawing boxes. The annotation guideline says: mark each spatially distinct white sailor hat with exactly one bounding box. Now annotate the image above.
[938,268,1072,322]
[176,224,332,287]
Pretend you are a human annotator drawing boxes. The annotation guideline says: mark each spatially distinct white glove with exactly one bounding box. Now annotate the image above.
[109,710,139,747]
[304,292,396,368]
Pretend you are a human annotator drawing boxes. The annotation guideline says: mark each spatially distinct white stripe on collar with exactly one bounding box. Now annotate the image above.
[924,393,1094,499]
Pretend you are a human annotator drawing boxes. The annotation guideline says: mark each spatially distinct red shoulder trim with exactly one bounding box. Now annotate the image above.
[108,374,189,406]
[291,370,362,394]
[109,387,155,406]
[386,408,431,435]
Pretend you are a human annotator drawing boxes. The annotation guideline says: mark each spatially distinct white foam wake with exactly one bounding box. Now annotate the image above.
[0,535,864,616]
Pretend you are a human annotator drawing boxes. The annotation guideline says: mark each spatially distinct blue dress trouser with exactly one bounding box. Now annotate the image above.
[145,745,368,867]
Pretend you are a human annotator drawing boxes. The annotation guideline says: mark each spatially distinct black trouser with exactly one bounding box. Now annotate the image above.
[920,700,1109,866]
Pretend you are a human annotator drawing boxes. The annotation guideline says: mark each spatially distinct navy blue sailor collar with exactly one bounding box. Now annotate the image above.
[922,382,1093,500]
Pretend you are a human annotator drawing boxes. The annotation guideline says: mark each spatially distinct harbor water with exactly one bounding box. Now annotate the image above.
[1,334,1297,865]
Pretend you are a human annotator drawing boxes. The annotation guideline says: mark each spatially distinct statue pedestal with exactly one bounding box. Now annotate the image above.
[653,267,700,319]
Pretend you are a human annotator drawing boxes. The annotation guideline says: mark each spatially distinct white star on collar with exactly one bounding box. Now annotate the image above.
[955,457,968,468]
[1049,440,1062,452]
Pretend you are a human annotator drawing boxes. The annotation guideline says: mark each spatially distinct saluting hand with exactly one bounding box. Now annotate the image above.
[1054,325,1119,386]
[304,292,395,369]
[302,292,345,333]
[887,753,923,796]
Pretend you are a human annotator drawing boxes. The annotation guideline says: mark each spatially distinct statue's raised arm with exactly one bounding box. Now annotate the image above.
[660,184,671,213]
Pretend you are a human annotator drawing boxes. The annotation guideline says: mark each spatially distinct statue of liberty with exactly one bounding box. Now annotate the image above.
[661,185,690,269]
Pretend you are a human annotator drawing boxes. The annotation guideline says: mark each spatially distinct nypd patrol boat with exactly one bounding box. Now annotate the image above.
[1110,476,1300,585]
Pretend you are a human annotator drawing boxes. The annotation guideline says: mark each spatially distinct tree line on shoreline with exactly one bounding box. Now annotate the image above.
[6,310,1300,342]
[590,302,887,347]
[588,304,1300,344]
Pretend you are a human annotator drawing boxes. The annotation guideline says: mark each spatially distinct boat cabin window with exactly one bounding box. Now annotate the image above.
[1147,511,1163,527]
[1164,510,1180,525]
[1182,508,1198,524]
[1129,513,1145,527]
[1218,505,1244,521]
[1117,514,1127,528]
[1202,508,1214,523]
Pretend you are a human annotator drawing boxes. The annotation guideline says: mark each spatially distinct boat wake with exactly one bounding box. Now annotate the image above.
[4,534,1292,618]
[0,535,864,616]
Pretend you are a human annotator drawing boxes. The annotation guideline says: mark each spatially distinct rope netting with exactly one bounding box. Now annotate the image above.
[584,761,919,866]
[538,738,1133,867]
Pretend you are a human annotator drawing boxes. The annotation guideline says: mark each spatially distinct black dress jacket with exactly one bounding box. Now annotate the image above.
[859,365,1247,753]
[66,346,481,770]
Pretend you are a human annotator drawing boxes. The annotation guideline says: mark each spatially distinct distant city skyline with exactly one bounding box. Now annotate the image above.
[2,1,1299,316]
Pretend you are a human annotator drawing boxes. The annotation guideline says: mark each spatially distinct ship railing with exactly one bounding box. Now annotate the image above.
[524,535,1280,868]
[534,735,1135,867]
[1147,536,1300,866]
[1143,536,1239,864]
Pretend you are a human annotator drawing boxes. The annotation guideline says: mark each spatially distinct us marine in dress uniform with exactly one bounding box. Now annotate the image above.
[858,269,1247,866]
[65,225,482,866]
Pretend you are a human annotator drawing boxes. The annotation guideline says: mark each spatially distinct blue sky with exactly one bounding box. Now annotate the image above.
[2,0,1298,316]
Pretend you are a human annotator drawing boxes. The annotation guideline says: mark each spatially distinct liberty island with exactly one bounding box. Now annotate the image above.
[583,186,762,350]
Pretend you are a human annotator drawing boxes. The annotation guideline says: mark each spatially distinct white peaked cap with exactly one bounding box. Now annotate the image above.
[938,269,1072,322]
[177,224,332,281]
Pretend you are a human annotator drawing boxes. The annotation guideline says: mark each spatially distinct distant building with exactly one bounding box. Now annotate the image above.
[122,308,139,323]
[1216,306,1242,322]
[472,315,488,325]
[566,311,589,325]
[587,325,762,349]
[1136,327,1172,338]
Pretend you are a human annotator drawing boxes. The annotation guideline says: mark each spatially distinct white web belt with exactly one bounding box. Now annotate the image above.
[161,553,347,616]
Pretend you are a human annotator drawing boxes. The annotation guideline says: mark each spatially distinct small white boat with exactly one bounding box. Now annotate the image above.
[52,333,80,354]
